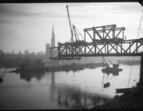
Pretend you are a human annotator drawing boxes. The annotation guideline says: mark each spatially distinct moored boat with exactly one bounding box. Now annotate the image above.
[101,58,123,74]
[102,67,122,73]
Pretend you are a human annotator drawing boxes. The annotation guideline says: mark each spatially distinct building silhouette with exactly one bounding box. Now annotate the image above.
[46,43,50,58]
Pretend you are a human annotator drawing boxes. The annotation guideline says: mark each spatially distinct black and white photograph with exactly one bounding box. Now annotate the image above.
[0,1,143,109]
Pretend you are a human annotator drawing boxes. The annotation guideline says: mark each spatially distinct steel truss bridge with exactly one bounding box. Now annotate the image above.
[50,24,143,60]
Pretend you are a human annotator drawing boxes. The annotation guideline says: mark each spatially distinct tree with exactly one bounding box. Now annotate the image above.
[24,49,30,55]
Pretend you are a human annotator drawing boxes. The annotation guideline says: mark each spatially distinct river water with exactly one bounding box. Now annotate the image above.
[0,65,140,109]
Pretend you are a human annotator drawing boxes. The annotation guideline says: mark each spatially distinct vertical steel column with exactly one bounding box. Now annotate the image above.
[139,52,143,86]
[105,44,106,54]
[75,46,76,55]
[58,42,61,58]
[93,27,96,54]
[121,43,122,54]
[112,26,115,39]
[66,45,67,55]
[116,44,118,53]
[107,44,109,54]
[123,29,124,40]
[94,43,96,54]
[103,27,105,38]
[93,27,95,40]
[84,30,86,55]
[129,43,131,53]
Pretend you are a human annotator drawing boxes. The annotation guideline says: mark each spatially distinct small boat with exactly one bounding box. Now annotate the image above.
[0,76,3,83]
[102,67,122,73]
[104,82,110,88]
[101,58,122,74]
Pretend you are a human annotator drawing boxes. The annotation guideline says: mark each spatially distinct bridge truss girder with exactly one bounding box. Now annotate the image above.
[58,38,143,57]
[84,24,125,41]
[50,24,143,60]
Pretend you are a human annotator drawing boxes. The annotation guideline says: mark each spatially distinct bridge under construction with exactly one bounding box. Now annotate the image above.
[49,5,143,85]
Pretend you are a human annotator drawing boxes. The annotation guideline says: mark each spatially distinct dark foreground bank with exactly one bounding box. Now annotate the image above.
[91,83,143,109]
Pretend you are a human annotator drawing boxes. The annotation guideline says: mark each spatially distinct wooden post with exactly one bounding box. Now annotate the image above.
[139,52,143,86]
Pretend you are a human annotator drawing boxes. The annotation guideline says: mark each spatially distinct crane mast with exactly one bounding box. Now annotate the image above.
[66,5,73,42]
[109,60,113,65]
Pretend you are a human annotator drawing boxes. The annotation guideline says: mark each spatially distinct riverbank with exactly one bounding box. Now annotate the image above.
[9,62,108,73]
[91,83,143,109]
[46,63,107,72]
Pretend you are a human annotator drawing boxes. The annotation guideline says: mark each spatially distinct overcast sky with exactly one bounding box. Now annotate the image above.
[0,2,143,53]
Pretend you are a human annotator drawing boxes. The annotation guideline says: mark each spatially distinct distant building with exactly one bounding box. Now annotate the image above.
[46,43,50,58]
[50,25,55,57]
[13,50,14,55]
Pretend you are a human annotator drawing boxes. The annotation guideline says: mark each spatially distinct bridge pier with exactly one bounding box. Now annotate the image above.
[139,52,143,86]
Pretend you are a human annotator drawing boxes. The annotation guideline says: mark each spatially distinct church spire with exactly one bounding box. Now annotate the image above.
[50,24,55,57]
[51,24,55,47]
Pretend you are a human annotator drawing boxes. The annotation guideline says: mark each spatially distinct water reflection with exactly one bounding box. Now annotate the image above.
[50,72,56,101]
[0,65,140,109]
[104,71,119,76]
[102,71,120,88]
[57,85,112,109]
[20,71,45,81]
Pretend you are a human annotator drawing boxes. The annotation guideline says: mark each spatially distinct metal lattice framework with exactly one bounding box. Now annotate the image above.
[50,24,143,60]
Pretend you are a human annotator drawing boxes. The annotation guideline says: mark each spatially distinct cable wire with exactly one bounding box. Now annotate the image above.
[127,56,134,88]
[137,7,143,39]
[127,6,143,88]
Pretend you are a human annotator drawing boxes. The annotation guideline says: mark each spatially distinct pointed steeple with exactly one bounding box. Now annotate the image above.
[50,24,55,57]
[51,24,55,47]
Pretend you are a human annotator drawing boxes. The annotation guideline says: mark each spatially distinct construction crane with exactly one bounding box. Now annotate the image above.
[109,60,119,68]
[66,5,74,43]
[102,57,109,67]
[109,60,113,65]
[66,5,84,43]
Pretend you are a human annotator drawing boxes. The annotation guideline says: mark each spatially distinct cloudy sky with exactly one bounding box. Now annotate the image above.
[0,2,143,53]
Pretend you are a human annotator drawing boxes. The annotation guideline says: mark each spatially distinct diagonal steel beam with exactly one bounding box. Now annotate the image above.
[124,42,135,53]
[108,44,119,53]
[97,44,106,54]
[87,46,94,54]
[77,46,84,54]
[96,45,104,54]
[133,43,142,53]
[104,29,112,39]
[115,29,122,38]
[86,31,93,40]
[118,44,126,53]
[60,46,66,55]
[69,46,77,55]
[94,29,103,39]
